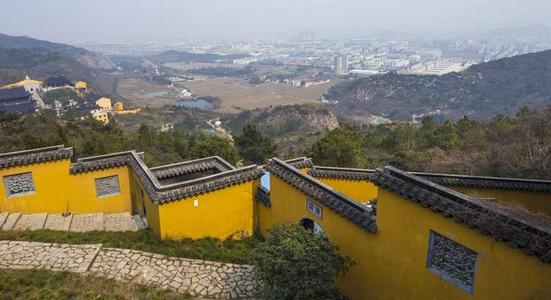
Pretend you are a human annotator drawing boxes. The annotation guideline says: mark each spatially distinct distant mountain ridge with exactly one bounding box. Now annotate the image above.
[0,33,117,93]
[325,49,551,121]
[0,33,116,70]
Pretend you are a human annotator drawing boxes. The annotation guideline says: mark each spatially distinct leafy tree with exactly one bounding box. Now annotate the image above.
[190,134,240,165]
[234,124,277,164]
[432,121,459,149]
[308,124,366,167]
[250,224,350,300]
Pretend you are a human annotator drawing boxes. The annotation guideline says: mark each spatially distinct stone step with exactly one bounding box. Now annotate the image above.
[0,212,9,228]
[104,213,138,232]
[12,213,47,231]
[0,213,146,232]
[70,213,104,232]
[44,214,73,231]
[133,215,148,230]
[1,213,21,230]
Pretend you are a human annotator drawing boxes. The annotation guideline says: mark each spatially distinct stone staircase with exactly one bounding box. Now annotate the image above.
[0,212,147,232]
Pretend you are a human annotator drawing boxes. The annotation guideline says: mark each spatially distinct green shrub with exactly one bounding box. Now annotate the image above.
[250,223,350,299]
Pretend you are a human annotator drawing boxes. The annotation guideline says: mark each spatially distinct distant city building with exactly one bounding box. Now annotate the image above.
[0,87,35,114]
[383,58,409,68]
[334,55,348,75]
[349,69,380,77]
[233,57,258,65]
[406,60,473,76]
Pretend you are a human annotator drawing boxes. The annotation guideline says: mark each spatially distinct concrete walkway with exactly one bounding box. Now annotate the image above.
[0,213,143,232]
[0,241,259,299]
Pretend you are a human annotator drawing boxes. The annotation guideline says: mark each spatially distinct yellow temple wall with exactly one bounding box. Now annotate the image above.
[315,177,378,203]
[158,180,259,240]
[0,160,131,214]
[448,186,551,216]
[259,175,551,300]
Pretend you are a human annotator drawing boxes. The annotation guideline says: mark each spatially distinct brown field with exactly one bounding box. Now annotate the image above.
[117,75,336,113]
[179,77,335,113]
[117,77,175,108]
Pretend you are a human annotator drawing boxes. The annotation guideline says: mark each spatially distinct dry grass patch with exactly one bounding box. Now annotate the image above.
[0,268,189,300]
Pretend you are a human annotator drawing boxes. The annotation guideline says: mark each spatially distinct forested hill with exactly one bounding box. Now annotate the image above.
[0,33,116,93]
[325,50,551,121]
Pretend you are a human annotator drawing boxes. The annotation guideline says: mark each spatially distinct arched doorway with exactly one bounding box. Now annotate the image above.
[300,218,326,236]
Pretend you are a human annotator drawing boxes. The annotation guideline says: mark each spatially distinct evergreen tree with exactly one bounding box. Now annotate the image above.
[190,134,240,166]
[308,124,366,167]
[234,124,277,164]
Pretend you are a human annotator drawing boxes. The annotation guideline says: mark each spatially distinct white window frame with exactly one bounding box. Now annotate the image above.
[306,199,323,219]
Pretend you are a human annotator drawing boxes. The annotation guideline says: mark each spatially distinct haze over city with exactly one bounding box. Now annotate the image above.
[1,0,551,43]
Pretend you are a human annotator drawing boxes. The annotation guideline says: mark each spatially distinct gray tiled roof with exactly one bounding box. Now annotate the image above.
[308,166,375,180]
[372,166,551,263]
[265,158,377,233]
[255,186,271,207]
[284,157,314,169]
[68,151,262,205]
[0,145,73,169]
[154,165,263,203]
[412,172,551,193]
[70,156,129,173]
[150,157,235,180]
[308,164,551,193]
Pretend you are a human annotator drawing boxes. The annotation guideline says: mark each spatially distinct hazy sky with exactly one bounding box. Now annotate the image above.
[1,0,550,43]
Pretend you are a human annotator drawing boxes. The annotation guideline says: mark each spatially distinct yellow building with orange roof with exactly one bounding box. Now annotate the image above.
[74,81,87,91]
[112,101,141,115]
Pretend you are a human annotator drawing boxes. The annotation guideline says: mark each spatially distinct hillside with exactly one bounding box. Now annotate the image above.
[0,33,117,94]
[325,50,551,121]
[224,104,339,155]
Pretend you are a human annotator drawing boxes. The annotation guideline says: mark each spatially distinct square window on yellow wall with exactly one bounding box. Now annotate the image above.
[3,172,35,198]
[95,175,120,198]
[306,199,322,219]
[427,230,479,294]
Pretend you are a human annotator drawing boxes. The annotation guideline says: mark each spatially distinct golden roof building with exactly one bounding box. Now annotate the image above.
[113,101,124,112]
[74,81,87,91]
[112,101,141,115]
[95,97,112,111]
[2,76,43,93]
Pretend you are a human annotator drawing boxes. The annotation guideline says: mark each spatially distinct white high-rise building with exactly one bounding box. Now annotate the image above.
[334,55,348,75]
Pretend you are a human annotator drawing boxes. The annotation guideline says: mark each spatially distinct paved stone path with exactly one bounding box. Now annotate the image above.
[0,213,140,232]
[0,241,259,299]
[0,241,100,273]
